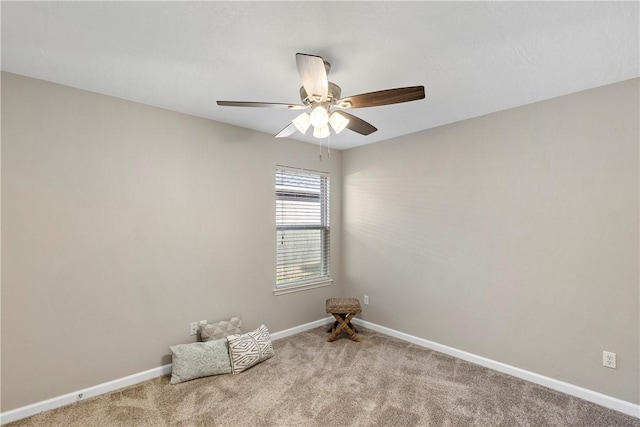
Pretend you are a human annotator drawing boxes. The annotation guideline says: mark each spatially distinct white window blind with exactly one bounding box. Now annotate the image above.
[276,167,330,287]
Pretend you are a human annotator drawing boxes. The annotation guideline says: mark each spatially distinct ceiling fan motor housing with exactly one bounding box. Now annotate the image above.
[300,82,342,106]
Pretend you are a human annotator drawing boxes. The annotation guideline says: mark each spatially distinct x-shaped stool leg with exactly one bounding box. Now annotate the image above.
[328,312,359,342]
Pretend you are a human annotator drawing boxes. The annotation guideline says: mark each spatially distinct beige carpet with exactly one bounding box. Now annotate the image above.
[7,326,639,426]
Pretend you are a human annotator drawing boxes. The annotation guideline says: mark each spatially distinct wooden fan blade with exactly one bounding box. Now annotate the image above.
[296,53,329,102]
[217,101,306,110]
[339,111,378,135]
[336,86,425,109]
[275,123,298,138]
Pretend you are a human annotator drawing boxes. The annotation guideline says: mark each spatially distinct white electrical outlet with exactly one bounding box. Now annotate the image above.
[190,322,198,336]
[364,295,369,305]
[603,351,616,369]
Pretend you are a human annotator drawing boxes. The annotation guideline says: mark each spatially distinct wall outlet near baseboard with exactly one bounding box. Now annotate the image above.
[364,295,369,305]
[190,322,198,336]
[603,351,616,369]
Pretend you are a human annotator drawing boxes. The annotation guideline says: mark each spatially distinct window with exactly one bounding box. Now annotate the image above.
[275,166,330,292]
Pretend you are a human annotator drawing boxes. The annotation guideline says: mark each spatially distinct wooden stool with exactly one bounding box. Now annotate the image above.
[325,298,362,342]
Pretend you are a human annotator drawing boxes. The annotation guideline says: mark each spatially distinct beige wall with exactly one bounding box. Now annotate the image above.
[1,72,343,411]
[342,79,639,404]
[3,70,638,412]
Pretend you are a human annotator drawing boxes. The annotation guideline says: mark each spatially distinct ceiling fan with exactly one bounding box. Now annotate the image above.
[217,53,425,139]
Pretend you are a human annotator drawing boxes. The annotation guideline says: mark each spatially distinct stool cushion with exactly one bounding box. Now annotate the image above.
[326,298,362,314]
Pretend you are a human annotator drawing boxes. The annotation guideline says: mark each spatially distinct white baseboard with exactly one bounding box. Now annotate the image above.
[0,364,173,425]
[0,317,334,425]
[270,316,334,341]
[352,318,640,418]
[5,317,636,424]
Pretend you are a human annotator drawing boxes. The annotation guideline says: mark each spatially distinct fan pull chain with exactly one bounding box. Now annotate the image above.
[319,135,331,162]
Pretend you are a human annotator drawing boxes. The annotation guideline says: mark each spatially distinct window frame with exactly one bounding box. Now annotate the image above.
[274,166,332,295]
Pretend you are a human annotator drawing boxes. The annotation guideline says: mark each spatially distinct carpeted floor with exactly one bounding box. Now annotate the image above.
[6,326,640,426]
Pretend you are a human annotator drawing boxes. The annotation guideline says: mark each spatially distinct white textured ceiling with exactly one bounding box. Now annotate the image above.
[2,2,638,150]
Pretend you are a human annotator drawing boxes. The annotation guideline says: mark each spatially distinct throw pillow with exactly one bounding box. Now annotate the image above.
[200,317,242,342]
[227,324,275,374]
[169,338,232,384]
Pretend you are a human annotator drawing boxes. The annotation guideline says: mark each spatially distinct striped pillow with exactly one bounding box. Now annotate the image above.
[227,324,275,374]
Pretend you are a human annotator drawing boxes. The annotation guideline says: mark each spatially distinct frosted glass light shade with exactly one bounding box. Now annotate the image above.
[313,124,330,139]
[309,106,329,128]
[292,113,311,134]
[329,111,349,134]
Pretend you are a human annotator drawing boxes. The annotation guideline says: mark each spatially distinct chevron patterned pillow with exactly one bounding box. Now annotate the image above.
[227,324,275,374]
[200,317,242,342]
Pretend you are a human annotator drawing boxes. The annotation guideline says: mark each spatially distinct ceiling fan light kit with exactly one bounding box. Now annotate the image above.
[292,109,349,136]
[292,112,311,134]
[309,106,329,128]
[313,124,330,139]
[329,111,349,134]
[217,53,426,140]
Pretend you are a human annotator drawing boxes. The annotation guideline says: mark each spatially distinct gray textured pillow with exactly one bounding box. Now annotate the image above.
[200,317,242,342]
[169,338,231,384]
[227,324,275,374]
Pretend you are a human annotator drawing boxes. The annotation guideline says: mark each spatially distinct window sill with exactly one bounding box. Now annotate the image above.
[273,278,333,296]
